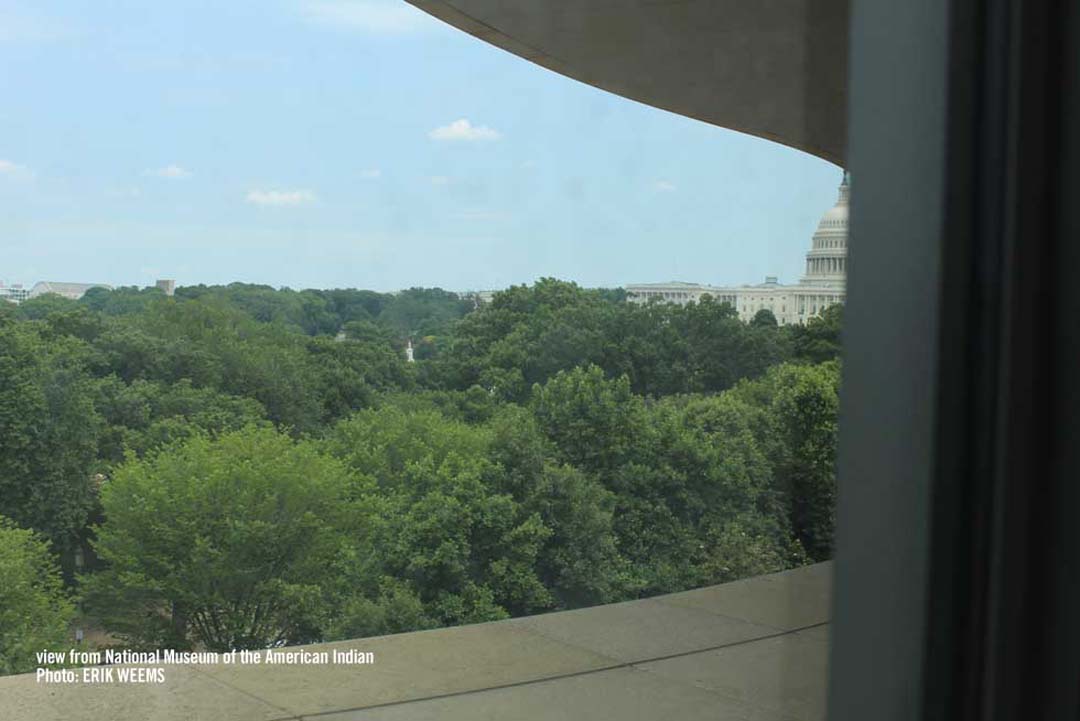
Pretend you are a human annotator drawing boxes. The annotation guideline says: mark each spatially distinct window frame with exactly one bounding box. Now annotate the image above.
[828,0,1080,719]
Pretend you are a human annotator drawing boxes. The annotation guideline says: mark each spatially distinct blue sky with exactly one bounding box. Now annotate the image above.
[0,0,841,292]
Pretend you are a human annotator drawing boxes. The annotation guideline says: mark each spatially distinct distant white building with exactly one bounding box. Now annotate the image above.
[0,283,32,304]
[461,290,498,308]
[627,173,849,325]
[29,281,113,301]
[155,279,176,296]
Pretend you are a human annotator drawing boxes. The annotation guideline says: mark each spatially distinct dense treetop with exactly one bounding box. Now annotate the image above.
[0,518,75,674]
[0,279,842,663]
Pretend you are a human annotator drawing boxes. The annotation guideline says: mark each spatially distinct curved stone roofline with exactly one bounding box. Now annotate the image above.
[405,0,849,166]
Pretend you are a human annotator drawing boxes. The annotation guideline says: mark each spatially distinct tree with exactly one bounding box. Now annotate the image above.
[683,296,787,392]
[42,307,106,342]
[767,362,840,559]
[0,321,101,556]
[79,286,165,317]
[0,518,76,675]
[751,308,779,328]
[377,287,471,340]
[599,391,800,594]
[93,378,268,463]
[0,275,845,651]
[84,295,412,434]
[326,407,554,623]
[308,288,387,329]
[83,427,370,651]
[486,405,630,607]
[425,279,614,399]
[14,294,78,320]
[530,365,645,475]
[731,361,841,560]
[792,303,843,363]
[343,319,392,344]
[305,335,412,424]
[598,300,690,396]
[424,279,795,400]
[529,365,806,594]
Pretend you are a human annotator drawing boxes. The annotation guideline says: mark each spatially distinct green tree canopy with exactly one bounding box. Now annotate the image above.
[14,294,78,321]
[0,320,101,554]
[325,401,629,624]
[83,426,371,651]
[792,303,843,363]
[731,361,841,559]
[424,280,791,400]
[327,407,553,624]
[528,365,804,594]
[0,278,844,671]
[0,518,76,675]
[751,308,779,328]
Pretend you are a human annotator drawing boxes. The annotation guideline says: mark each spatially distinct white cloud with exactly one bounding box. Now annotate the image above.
[0,159,32,179]
[147,164,192,179]
[300,1,435,34]
[429,119,502,142]
[0,159,24,174]
[360,168,382,179]
[245,189,316,206]
[652,180,677,193]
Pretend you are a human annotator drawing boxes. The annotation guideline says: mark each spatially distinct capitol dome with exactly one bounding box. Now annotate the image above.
[626,170,848,326]
[801,172,849,287]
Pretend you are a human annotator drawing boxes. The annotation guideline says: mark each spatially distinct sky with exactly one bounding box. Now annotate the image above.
[0,0,842,293]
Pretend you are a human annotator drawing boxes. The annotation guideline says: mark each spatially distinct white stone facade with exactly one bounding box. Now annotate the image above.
[29,281,112,300]
[626,173,849,325]
[0,284,32,304]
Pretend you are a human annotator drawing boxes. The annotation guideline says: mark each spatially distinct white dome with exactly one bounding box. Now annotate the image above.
[815,203,848,229]
[801,172,849,285]
[813,175,849,234]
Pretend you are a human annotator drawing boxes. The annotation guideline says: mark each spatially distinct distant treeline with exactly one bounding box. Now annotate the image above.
[0,279,841,672]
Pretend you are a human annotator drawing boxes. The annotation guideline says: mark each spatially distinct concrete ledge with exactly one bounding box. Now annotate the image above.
[0,563,832,721]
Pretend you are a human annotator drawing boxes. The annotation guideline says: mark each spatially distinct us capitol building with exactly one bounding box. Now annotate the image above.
[626,172,849,325]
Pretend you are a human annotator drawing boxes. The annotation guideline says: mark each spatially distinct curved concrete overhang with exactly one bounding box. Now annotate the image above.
[406,0,849,166]
[1,562,831,720]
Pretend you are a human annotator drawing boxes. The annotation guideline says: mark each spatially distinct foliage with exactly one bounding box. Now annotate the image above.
[0,320,100,554]
[486,405,630,605]
[93,378,269,463]
[0,518,76,675]
[13,294,79,321]
[425,279,791,399]
[792,303,843,364]
[731,361,841,559]
[377,287,472,340]
[531,365,644,474]
[0,280,842,666]
[83,427,369,651]
[528,366,810,594]
[751,308,779,328]
[328,407,568,621]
